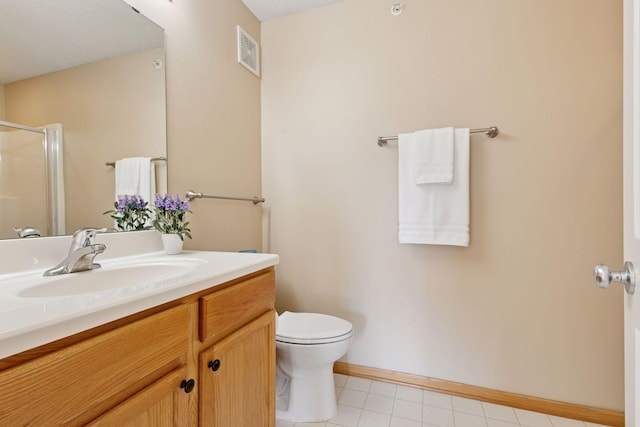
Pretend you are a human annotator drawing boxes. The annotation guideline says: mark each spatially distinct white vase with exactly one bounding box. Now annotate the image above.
[161,233,183,255]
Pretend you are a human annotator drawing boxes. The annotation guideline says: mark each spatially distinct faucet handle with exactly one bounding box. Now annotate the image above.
[72,227,107,247]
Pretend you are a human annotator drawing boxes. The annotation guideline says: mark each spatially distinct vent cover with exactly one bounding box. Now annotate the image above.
[237,25,260,77]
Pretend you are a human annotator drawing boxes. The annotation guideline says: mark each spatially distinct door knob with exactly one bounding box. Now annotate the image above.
[593,261,636,294]
[180,379,195,394]
[208,359,221,372]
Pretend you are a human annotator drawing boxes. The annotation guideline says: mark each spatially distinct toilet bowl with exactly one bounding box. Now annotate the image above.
[275,311,353,422]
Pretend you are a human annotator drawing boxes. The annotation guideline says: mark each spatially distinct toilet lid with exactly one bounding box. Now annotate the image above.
[276,311,353,345]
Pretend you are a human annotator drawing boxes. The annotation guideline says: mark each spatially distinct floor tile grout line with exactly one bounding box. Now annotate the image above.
[279,374,605,427]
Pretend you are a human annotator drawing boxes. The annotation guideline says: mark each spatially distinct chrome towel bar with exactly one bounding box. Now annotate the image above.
[185,190,265,205]
[105,156,167,167]
[377,126,499,147]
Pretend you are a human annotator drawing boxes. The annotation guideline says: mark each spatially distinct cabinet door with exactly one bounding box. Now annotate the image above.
[0,305,190,426]
[87,367,195,427]
[200,310,276,427]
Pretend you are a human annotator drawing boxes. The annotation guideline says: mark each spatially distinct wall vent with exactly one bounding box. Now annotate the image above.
[237,25,260,77]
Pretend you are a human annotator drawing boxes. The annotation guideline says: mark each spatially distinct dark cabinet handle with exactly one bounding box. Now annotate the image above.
[180,378,195,393]
[208,359,221,371]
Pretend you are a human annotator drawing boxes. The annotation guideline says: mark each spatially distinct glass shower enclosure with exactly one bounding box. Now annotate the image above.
[0,120,64,239]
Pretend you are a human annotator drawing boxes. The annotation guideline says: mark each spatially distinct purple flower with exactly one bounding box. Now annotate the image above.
[152,193,192,239]
[117,196,130,212]
[107,195,152,231]
[155,194,190,211]
[133,196,146,210]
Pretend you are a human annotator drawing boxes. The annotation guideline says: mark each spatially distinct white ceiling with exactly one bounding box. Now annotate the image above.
[0,0,338,84]
[0,0,163,84]
[241,0,342,22]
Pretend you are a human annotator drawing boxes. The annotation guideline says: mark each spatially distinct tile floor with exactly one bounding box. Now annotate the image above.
[275,374,612,427]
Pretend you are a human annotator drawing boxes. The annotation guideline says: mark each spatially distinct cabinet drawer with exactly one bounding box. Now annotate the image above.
[200,269,275,343]
[0,304,190,426]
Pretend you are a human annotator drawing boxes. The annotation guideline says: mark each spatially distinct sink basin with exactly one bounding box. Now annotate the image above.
[17,258,205,298]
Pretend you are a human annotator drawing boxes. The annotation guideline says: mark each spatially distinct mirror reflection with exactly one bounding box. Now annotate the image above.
[0,0,167,239]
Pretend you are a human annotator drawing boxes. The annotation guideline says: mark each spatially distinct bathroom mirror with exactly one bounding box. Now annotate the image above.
[0,0,167,239]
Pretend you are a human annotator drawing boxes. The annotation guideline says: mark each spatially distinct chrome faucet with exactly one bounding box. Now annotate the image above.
[13,227,41,238]
[43,228,107,276]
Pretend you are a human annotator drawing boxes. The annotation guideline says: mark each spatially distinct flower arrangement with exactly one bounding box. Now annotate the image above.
[104,195,152,231]
[152,193,192,241]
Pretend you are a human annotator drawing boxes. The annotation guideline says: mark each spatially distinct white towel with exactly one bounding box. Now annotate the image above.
[398,128,470,246]
[114,157,156,205]
[413,127,454,184]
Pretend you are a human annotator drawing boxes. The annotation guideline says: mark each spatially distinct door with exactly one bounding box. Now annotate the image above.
[625,0,640,425]
[199,310,276,427]
[86,367,195,427]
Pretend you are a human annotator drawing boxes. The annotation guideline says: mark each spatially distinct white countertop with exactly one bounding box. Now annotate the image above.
[0,234,279,359]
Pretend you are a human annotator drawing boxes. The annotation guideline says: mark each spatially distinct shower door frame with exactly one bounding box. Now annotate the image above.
[0,120,65,237]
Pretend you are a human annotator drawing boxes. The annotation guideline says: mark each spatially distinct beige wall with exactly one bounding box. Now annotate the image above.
[5,48,166,233]
[127,0,263,253]
[262,0,624,410]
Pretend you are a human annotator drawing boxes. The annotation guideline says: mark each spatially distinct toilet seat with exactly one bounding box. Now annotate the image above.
[276,311,353,345]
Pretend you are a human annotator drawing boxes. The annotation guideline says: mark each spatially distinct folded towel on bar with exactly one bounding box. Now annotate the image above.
[413,127,454,184]
[398,128,470,246]
[115,157,156,206]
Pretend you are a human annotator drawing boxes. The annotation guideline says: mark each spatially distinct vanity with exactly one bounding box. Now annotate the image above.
[1,1,277,423]
[0,232,279,426]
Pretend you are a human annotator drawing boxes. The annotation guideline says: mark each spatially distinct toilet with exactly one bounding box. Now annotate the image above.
[275,311,353,422]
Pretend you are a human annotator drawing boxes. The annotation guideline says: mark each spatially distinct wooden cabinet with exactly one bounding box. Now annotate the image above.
[198,268,276,426]
[0,304,192,426]
[0,267,275,426]
[199,270,275,343]
[199,311,276,427]
[87,367,193,427]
